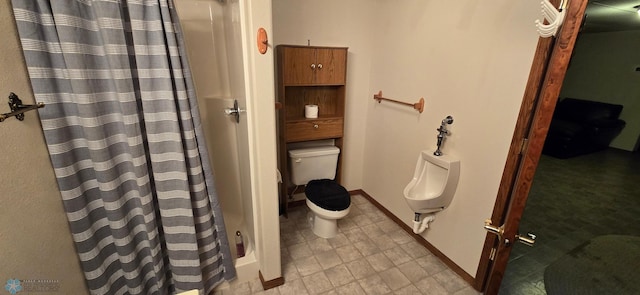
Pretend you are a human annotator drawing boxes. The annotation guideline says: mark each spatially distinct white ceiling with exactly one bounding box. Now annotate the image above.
[582,0,640,33]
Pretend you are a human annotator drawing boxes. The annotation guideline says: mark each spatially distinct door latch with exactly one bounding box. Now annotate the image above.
[224,99,245,123]
[484,219,504,238]
[484,219,512,246]
[484,219,536,247]
[516,232,536,246]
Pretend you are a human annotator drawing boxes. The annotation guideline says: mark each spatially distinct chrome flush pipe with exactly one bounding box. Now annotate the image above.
[434,116,454,156]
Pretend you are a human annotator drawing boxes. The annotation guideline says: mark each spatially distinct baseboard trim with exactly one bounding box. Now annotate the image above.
[349,189,477,289]
[259,271,284,290]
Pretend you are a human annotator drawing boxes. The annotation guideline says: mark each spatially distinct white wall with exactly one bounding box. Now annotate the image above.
[0,1,88,293]
[559,30,640,151]
[273,0,541,276]
[240,0,282,282]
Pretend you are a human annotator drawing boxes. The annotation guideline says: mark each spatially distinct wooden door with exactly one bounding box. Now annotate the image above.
[314,48,347,85]
[478,1,588,294]
[282,47,316,85]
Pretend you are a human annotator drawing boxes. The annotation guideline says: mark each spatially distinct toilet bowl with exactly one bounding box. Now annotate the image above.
[403,150,460,213]
[289,146,350,238]
[305,179,350,238]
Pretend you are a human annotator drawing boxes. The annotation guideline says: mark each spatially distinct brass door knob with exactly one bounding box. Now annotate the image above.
[484,219,504,237]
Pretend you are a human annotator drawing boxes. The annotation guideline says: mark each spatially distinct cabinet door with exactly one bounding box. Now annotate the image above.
[315,48,347,85]
[282,47,316,85]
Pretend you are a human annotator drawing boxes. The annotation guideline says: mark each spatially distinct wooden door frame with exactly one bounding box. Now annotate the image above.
[473,0,589,294]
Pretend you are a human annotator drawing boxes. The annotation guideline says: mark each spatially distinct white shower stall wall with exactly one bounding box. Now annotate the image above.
[175,0,259,285]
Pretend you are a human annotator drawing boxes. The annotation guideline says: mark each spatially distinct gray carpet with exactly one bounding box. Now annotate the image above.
[544,235,640,295]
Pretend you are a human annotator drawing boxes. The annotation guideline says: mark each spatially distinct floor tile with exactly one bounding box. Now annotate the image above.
[277,278,309,295]
[416,254,447,275]
[366,252,394,272]
[327,233,350,248]
[302,271,333,295]
[414,276,449,295]
[288,242,313,260]
[358,274,392,295]
[501,150,640,293]
[352,213,373,227]
[308,237,333,254]
[360,223,384,237]
[352,238,380,256]
[334,281,367,295]
[394,284,421,295]
[377,219,401,233]
[379,267,411,291]
[388,229,413,245]
[315,250,343,270]
[224,194,478,294]
[400,240,430,259]
[342,228,369,244]
[383,247,412,266]
[370,235,397,251]
[335,244,363,263]
[433,269,470,293]
[397,260,430,283]
[345,257,376,280]
[324,264,355,288]
[295,256,323,277]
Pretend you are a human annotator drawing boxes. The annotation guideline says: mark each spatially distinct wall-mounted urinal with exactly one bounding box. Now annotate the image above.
[404,150,460,233]
[403,150,460,233]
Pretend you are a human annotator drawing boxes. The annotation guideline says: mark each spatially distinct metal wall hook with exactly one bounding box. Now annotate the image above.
[0,93,45,122]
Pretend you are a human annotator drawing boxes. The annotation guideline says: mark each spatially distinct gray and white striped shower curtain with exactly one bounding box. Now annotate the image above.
[12,1,236,294]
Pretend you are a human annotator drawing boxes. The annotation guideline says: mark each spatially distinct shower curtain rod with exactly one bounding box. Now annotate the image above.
[0,93,45,122]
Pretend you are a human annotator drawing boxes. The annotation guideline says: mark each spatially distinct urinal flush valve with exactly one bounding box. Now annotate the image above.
[434,116,454,156]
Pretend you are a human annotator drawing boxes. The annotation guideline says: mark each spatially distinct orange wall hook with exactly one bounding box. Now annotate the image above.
[257,28,268,54]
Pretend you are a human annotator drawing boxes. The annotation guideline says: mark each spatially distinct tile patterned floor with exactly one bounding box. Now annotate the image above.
[499,148,640,294]
[216,149,639,294]
[221,194,481,295]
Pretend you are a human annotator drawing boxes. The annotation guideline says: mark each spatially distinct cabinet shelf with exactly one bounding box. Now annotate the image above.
[286,115,343,122]
[283,82,345,87]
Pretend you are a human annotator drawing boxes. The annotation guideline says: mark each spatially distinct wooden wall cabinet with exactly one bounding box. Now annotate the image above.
[276,45,348,216]
[281,46,347,85]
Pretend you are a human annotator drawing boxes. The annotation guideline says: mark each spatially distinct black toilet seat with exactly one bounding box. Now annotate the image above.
[305,179,351,211]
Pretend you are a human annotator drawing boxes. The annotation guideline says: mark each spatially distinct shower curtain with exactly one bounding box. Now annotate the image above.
[12,1,236,294]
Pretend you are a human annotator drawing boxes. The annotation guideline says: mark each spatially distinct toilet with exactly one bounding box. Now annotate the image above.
[288,146,350,238]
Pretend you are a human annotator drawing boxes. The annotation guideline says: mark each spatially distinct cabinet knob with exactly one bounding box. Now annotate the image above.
[317,63,323,69]
[310,64,316,69]
[313,124,319,129]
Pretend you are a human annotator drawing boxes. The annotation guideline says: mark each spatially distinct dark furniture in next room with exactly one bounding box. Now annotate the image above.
[543,98,626,158]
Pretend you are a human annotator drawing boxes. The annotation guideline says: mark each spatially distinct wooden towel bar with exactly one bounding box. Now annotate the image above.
[373,91,424,113]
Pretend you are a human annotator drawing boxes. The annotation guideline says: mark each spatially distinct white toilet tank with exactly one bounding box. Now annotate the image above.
[288,146,340,185]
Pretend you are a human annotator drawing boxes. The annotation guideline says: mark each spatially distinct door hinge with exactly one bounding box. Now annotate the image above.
[519,138,529,155]
[489,247,497,261]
